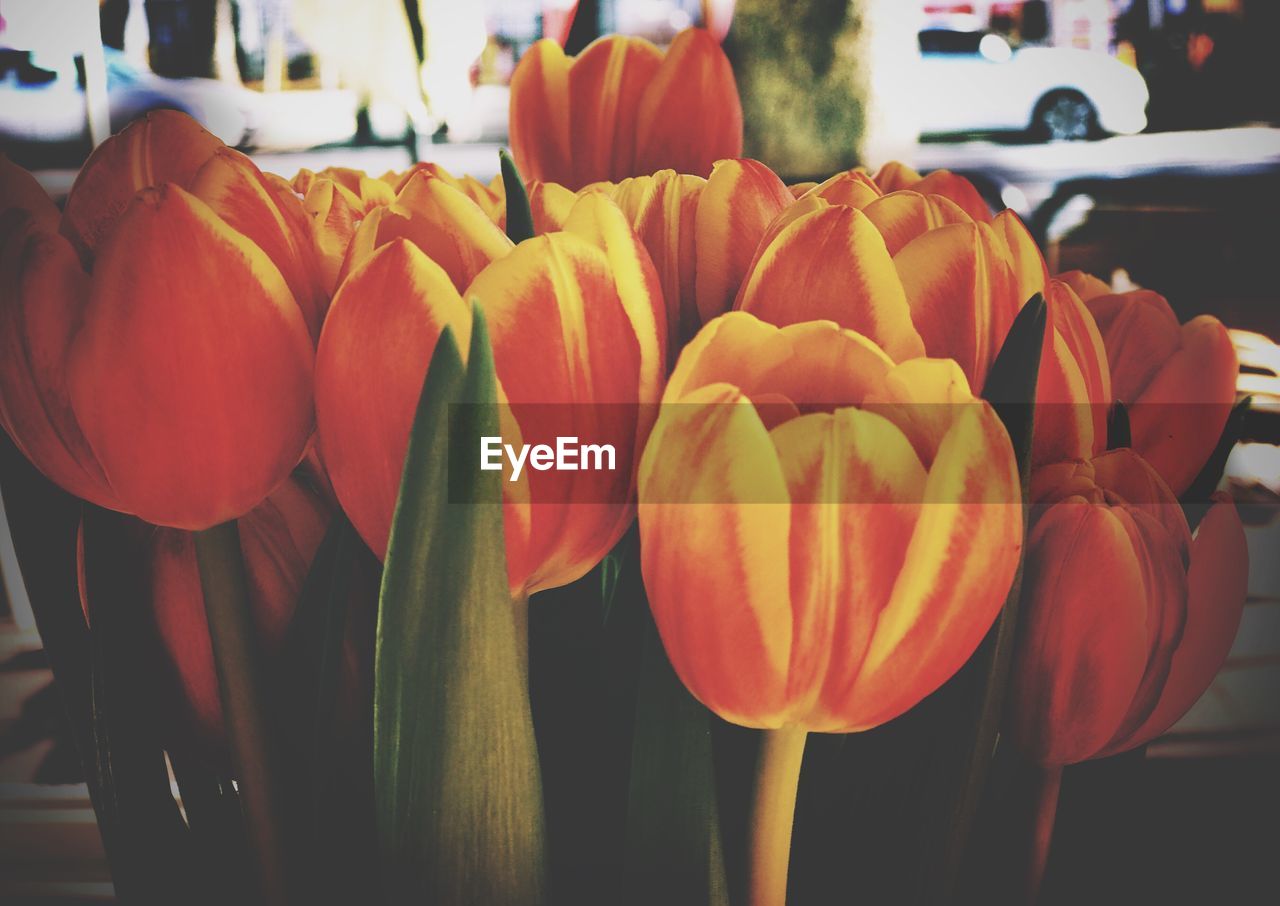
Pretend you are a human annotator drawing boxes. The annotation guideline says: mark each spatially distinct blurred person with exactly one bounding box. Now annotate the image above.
[291,0,430,137]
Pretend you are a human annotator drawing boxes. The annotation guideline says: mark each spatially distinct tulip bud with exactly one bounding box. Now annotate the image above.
[736,168,1112,465]
[338,170,513,291]
[1010,450,1247,765]
[638,311,1022,731]
[1082,287,1237,495]
[510,28,742,189]
[63,184,316,529]
[316,193,665,595]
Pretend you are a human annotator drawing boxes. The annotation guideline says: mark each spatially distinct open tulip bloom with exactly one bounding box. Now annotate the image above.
[0,29,1256,906]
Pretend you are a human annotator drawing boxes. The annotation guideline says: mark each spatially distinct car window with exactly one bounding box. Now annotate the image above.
[919,29,985,55]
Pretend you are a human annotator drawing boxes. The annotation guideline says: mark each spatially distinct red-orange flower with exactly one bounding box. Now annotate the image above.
[1061,274,1238,495]
[1010,450,1248,766]
[510,28,743,190]
[0,113,316,529]
[735,167,1111,466]
[638,312,1022,731]
[315,192,666,595]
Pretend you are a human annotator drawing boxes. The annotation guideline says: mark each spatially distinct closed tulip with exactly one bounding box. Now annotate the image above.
[1067,279,1237,496]
[510,28,743,189]
[582,160,793,352]
[735,166,1111,465]
[337,168,513,292]
[1008,449,1246,898]
[1012,450,1247,766]
[0,113,317,529]
[638,310,1022,732]
[639,310,1022,906]
[315,192,665,596]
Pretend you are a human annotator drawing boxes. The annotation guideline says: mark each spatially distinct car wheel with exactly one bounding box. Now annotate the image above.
[1031,90,1099,142]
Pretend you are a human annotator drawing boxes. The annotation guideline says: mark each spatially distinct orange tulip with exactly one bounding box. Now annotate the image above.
[291,165,399,294]
[1010,449,1247,766]
[580,159,793,352]
[1076,283,1237,496]
[638,311,1023,731]
[315,192,666,595]
[735,167,1111,465]
[510,28,743,190]
[0,113,316,530]
[338,168,513,292]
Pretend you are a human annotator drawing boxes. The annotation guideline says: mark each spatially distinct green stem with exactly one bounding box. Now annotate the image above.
[748,725,808,906]
[1027,765,1063,905]
[194,521,290,906]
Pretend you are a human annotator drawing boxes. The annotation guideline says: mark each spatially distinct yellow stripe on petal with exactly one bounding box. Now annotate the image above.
[639,382,792,727]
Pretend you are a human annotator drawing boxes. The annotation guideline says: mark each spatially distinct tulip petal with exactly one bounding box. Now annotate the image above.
[992,209,1049,303]
[1011,503,1149,765]
[1056,269,1111,302]
[842,401,1021,730]
[300,178,361,294]
[68,185,315,529]
[569,36,664,186]
[339,172,513,292]
[1095,504,1189,753]
[561,192,667,400]
[634,28,744,179]
[1111,495,1247,750]
[807,169,883,210]
[62,110,224,257]
[527,179,578,234]
[738,205,925,361]
[894,221,1021,386]
[768,409,926,729]
[639,383,792,727]
[872,161,923,193]
[1130,316,1237,496]
[907,169,993,222]
[0,212,114,506]
[315,239,470,560]
[666,313,895,414]
[190,148,328,338]
[510,39,572,184]
[860,191,972,257]
[467,233,646,593]
[694,159,793,325]
[1085,290,1181,404]
[0,154,60,226]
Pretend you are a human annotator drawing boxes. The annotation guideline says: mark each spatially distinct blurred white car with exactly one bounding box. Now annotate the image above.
[916,29,1149,140]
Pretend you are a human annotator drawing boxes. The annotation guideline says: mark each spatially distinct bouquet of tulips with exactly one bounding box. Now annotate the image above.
[0,27,1247,906]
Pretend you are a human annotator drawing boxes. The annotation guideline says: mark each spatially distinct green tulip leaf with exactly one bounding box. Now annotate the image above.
[500,149,536,245]
[622,553,728,906]
[374,304,546,905]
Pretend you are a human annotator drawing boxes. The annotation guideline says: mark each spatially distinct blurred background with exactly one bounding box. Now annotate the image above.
[1,0,1278,902]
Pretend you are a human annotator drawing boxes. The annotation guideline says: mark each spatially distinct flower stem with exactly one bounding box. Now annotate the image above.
[1027,764,1063,905]
[748,725,808,906]
[194,521,290,905]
